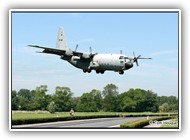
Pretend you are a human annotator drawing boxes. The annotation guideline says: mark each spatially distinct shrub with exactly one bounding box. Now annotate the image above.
[47,101,56,114]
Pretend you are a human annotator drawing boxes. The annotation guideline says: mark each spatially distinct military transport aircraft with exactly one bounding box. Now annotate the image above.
[29,27,151,75]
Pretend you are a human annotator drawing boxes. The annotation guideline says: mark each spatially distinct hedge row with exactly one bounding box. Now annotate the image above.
[120,116,174,128]
[122,113,177,117]
[12,113,178,125]
[12,114,120,125]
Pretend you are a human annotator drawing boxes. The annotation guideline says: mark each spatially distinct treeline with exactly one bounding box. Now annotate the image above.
[12,84,178,113]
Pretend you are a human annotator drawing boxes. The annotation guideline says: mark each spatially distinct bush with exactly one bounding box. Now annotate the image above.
[47,101,56,114]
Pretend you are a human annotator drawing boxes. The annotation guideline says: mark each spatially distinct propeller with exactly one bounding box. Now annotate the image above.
[89,46,97,59]
[133,52,140,66]
[132,52,152,66]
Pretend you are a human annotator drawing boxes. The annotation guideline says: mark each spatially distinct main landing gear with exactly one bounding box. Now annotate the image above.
[83,69,123,75]
[83,69,91,73]
[96,70,104,74]
[83,69,104,74]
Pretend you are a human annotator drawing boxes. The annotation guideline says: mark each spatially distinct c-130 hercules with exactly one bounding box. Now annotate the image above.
[29,27,151,75]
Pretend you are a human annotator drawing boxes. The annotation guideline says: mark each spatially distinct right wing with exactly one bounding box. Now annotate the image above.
[28,45,66,56]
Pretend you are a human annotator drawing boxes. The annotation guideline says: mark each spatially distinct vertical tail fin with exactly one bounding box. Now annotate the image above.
[56,27,68,50]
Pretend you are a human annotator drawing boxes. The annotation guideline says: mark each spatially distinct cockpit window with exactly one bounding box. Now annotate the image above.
[119,56,124,59]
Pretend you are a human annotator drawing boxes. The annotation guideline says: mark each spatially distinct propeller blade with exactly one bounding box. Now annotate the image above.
[90,46,92,54]
[137,55,141,59]
[139,57,152,59]
[136,60,139,66]
[75,44,78,52]
[133,57,139,66]
[133,52,135,57]
[89,47,97,59]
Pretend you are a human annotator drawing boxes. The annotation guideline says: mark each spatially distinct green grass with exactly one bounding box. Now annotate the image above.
[160,118,178,128]
[120,116,174,128]
[12,111,178,125]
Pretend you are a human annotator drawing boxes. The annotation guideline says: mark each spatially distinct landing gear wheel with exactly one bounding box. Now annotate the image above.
[96,70,100,74]
[83,69,91,73]
[96,70,104,74]
[119,70,124,75]
[87,69,91,73]
[100,71,104,74]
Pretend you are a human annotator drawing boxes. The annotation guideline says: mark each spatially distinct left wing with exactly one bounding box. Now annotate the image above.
[29,45,96,59]
[28,45,66,56]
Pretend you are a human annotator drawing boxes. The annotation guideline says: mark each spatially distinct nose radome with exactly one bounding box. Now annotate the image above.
[125,62,133,69]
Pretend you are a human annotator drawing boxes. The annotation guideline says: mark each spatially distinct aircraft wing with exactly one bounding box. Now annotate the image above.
[28,45,66,55]
[73,51,96,60]
[72,51,83,57]
[29,45,96,59]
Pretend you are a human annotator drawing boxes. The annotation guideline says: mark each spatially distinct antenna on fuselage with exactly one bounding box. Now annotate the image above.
[120,50,122,54]
[90,46,92,54]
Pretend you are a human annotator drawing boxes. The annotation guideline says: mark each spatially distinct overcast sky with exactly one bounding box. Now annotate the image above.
[11,10,179,97]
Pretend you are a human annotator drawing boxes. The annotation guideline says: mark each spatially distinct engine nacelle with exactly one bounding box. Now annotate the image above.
[65,49,73,57]
[81,53,90,59]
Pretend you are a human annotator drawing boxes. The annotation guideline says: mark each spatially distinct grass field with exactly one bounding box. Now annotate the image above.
[160,118,178,128]
[12,110,178,125]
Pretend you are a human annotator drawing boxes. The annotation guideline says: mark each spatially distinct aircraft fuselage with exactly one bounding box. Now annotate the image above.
[62,53,133,74]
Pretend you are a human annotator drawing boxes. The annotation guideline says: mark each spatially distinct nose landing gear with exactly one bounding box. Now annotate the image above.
[119,70,124,75]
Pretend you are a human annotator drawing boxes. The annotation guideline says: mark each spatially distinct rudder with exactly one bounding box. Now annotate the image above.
[56,27,68,50]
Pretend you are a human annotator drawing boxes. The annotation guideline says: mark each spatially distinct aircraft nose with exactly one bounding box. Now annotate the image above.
[125,62,133,70]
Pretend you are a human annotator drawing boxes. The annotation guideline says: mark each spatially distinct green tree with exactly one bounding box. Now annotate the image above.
[76,89,102,112]
[119,95,136,112]
[17,89,34,110]
[53,86,73,112]
[12,90,19,110]
[157,96,178,112]
[118,89,158,112]
[90,89,103,111]
[18,89,34,101]
[141,90,158,112]
[102,84,119,112]
[33,85,48,110]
